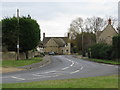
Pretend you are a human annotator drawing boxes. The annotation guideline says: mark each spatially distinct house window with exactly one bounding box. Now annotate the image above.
[66,50,68,52]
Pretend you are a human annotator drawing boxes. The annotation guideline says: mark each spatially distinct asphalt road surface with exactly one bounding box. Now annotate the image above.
[2,55,118,83]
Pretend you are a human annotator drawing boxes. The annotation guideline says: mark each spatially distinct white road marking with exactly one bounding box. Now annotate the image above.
[32,74,45,76]
[11,76,25,80]
[75,62,78,64]
[51,75,59,77]
[65,58,75,67]
[70,61,74,66]
[32,76,52,79]
[33,71,56,75]
[10,56,84,81]
[80,66,83,70]
[44,71,56,73]
[27,74,61,80]
[62,67,69,70]
[70,70,80,74]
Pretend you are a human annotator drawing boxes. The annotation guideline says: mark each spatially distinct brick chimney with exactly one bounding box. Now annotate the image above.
[108,18,111,25]
[67,33,70,39]
[43,33,45,39]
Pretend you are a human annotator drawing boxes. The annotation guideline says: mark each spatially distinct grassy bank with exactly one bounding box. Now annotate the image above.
[1,57,43,67]
[77,55,120,65]
[2,75,119,88]
[88,58,120,65]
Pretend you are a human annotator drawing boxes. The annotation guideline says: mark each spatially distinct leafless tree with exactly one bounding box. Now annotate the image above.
[68,17,84,39]
[85,16,106,33]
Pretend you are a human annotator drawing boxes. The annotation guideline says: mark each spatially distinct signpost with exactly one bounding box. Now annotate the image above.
[17,9,20,60]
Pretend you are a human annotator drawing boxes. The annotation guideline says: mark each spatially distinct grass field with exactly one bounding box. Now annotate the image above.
[1,57,43,67]
[89,58,120,65]
[2,75,119,88]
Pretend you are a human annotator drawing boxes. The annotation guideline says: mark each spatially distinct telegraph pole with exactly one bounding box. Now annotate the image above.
[17,9,20,60]
[81,29,84,57]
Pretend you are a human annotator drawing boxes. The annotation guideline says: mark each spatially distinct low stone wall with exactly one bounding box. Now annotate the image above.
[19,52,26,60]
[2,52,17,60]
[28,51,35,59]
[1,51,40,60]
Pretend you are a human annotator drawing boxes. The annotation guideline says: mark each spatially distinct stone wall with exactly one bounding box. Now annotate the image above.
[2,52,16,60]
[1,51,40,60]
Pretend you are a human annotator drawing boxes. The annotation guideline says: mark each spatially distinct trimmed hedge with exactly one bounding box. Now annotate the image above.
[112,34,120,60]
[89,34,120,61]
[90,43,112,60]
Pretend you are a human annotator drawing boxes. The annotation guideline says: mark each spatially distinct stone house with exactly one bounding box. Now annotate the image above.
[96,19,118,45]
[43,33,71,54]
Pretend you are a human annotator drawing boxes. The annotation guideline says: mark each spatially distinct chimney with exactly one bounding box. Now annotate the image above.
[108,18,111,25]
[67,33,70,39]
[43,33,45,39]
[118,27,120,34]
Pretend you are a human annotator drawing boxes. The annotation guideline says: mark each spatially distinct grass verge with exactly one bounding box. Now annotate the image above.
[2,75,119,88]
[88,58,120,65]
[1,57,43,67]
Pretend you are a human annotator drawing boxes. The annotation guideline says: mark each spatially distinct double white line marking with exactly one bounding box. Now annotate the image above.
[61,58,75,70]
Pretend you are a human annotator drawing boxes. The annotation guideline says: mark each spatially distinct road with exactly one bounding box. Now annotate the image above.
[2,55,118,83]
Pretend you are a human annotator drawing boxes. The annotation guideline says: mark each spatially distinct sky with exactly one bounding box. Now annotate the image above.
[0,0,119,40]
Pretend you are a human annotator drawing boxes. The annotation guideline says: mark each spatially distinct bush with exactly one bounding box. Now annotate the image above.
[90,43,112,60]
[112,34,120,60]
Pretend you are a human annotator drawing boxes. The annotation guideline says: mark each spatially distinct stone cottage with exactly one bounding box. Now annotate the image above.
[43,33,71,54]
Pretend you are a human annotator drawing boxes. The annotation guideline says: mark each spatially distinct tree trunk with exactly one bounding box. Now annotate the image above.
[25,51,29,59]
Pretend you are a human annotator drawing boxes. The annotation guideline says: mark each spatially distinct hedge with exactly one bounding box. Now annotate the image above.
[90,43,112,60]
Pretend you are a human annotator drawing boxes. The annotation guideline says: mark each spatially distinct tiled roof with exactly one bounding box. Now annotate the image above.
[43,37,68,46]
[52,38,66,47]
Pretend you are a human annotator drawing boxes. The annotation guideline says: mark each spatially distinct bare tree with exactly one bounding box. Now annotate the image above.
[85,16,106,33]
[68,17,84,40]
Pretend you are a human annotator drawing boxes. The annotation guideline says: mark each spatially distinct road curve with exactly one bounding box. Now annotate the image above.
[2,55,118,83]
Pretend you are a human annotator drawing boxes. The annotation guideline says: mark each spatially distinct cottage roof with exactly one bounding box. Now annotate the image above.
[43,37,68,46]
[98,24,118,37]
[52,38,66,47]
[97,19,118,37]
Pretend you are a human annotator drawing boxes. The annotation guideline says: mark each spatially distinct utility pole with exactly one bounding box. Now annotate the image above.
[17,9,20,60]
[81,29,84,57]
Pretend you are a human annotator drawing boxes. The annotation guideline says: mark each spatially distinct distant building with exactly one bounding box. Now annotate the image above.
[36,42,44,53]
[43,33,71,54]
[96,19,118,45]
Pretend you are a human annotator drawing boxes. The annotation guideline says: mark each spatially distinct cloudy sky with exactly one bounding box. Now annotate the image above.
[1,0,119,40]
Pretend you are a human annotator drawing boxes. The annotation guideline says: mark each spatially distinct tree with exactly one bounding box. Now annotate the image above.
[2,16,40,59]
[75,32,96,54]
[85,16,106,33]
[2,17,18,51]
[68,17,84,40]
[68,17,96,54]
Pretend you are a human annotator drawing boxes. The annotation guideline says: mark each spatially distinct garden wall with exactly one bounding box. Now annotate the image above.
[1,51,39,60]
